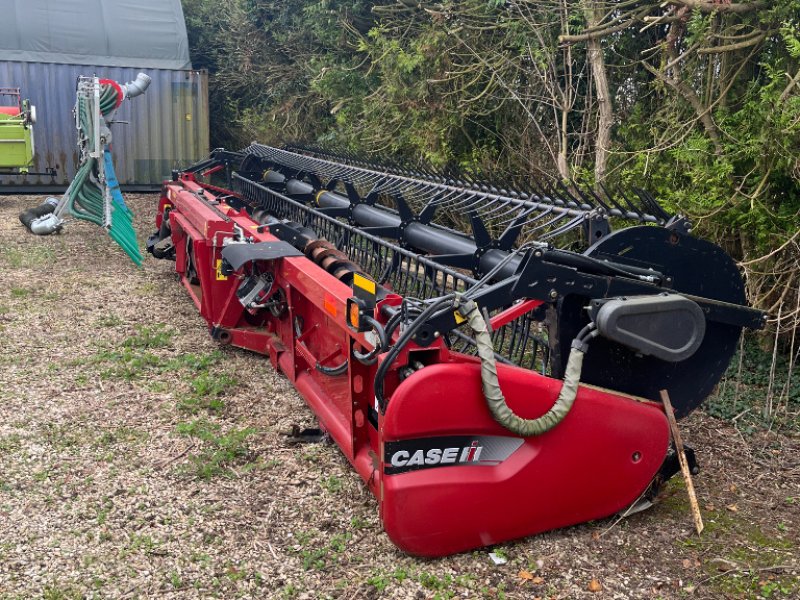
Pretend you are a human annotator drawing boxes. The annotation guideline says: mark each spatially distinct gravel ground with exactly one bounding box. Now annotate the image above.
[0,194,797,600]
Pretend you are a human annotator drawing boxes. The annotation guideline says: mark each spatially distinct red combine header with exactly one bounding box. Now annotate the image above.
[147,146,765,556]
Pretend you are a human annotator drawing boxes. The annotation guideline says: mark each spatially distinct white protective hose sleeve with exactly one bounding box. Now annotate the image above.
[457,298,584,436]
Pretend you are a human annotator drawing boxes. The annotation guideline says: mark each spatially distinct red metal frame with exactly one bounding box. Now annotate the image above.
[155,176,672,556]
[0,88,23,115]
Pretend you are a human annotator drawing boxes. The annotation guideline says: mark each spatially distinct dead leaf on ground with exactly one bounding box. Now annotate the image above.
[588,578,603,592]
[518,570,534,580]
[518,570,545,585]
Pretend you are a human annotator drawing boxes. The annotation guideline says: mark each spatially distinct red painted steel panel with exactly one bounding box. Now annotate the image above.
[380,363,669,556]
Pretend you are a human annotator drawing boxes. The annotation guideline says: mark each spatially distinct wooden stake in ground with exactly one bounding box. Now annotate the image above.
[660,389,704,535]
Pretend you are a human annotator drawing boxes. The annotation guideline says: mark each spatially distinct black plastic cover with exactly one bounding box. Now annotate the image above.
[593,295,706,363]
[221,241,303,271]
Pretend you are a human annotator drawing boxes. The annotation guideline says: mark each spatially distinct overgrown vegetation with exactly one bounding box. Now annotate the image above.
[708,336,800,432]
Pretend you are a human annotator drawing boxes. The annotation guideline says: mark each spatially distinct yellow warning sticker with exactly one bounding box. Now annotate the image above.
[454,309,467,325]
[353,273,376,295]
[215,259,228,281]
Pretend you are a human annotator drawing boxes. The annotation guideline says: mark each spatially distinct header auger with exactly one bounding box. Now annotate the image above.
[148,145,765,556]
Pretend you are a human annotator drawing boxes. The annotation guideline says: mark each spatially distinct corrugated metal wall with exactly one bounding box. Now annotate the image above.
[0,62,209,190]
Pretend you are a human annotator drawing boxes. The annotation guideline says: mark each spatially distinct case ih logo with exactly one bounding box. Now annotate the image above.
[384,435,523,475]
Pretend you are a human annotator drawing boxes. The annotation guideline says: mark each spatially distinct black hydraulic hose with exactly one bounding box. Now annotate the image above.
[295,315,350,376]
[157,207,171,240]
[383,311,404,342]
[316,360,349,377]
[353,315,388,366]
[294,315,348,377]
[383,304,423,340]
[374,294,456,411]
[544,248,663,283]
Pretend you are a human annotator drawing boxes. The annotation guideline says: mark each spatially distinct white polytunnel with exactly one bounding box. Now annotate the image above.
[0,0,192,70]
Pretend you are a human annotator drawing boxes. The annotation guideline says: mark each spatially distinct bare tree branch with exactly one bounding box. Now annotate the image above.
[698,31,767,54]
[559,7,649,43]
[666,0,765,14]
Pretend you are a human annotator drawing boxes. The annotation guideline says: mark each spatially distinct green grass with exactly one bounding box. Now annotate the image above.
[179,371,238,413]
[94,314,124,328]
[0,246,56,269]
[120,533,161,558]
[40,423,84,451]
[75,330,223,384]
[168,570,183,589]
[40,585,83,600]
[176,419,256,479]
[0,434,22,455]
[321,475,343,493]
[368,568,409,593]
[674,502,798,597]
[292,530,352,570]
[95,348,161,380]
[121,324,172,349]
[92,427,148,448]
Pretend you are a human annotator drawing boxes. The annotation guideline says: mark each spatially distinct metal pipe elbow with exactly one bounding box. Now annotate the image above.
[123,73,152,100]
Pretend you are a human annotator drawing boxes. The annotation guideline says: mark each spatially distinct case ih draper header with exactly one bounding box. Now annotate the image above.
[141,145,765,555]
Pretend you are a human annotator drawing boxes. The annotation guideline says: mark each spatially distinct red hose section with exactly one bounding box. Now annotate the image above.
[99,79,124,111]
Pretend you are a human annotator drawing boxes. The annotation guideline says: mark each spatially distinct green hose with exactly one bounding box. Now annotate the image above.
[63,83,144,266]
[456,298,584,436]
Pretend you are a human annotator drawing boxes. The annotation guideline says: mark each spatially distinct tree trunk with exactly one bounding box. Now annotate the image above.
[583,2,612,186]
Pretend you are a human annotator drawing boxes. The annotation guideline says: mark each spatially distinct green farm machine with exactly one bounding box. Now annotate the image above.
[0,88,37,174]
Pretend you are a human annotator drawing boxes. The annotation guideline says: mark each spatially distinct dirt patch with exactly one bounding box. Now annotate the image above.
[0,194,797,599]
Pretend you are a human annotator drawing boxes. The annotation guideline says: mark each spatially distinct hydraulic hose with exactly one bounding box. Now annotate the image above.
[352,315,388,366]
[292,315,350,377]
[374,294,457,411]
[456,297,584,436]
[20,76,145,264]
[316,360,349,377]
